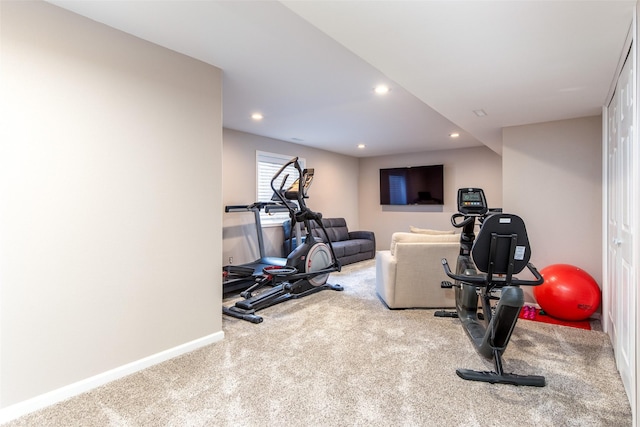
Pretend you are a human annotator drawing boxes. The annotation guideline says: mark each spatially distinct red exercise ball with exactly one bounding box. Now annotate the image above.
[534,264,601,321]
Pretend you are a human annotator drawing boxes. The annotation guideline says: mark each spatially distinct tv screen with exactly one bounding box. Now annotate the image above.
[379,164,444,205]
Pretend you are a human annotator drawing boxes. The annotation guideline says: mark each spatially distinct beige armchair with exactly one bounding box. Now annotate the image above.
[376,231,461,309]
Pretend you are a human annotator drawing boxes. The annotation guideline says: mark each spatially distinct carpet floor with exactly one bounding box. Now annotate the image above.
[3,259,632,426]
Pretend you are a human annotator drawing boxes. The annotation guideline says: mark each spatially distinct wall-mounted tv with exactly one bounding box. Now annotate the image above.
[379,164,444,205]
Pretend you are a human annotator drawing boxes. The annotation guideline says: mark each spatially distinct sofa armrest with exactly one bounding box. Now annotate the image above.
[348,230,375,241]
[375,250,397,307]
[386,242,459,308]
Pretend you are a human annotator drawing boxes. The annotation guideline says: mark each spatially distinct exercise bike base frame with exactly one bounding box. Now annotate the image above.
[457,345,545,387]
[446,263,546,387]
[456,369,546,387]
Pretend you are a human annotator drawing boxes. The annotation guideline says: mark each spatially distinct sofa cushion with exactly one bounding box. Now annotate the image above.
[330,243,345,259]
[294,217,375,266]
[356,239,375,254]
[390,232,460,256]
[310,218,349,242]
[409,226,455,235]
[342,242,361,256]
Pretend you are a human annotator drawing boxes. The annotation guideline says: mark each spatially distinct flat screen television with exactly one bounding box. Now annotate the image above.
[379,164,444,205]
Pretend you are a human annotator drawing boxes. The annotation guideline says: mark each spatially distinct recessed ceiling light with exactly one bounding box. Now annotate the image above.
[473,109,487,117]
[449,132,460,138]
[357,143,366,149]
[251,113,263,120]
[374,85,390,95]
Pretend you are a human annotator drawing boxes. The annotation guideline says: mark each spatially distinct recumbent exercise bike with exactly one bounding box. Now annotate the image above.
[223,157,343,324]
[436,188,546,386]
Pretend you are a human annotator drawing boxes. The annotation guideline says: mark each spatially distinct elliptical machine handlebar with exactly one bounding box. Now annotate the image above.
[267,156,340,271]
[271,157,302,206]
[269,157,321,220]
[441,258,544,287]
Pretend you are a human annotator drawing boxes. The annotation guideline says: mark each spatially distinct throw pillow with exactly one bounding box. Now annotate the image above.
[390,232,459,255]
[409,225,455,235]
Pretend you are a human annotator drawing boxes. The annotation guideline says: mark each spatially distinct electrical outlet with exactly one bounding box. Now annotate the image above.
[228,256,233,264]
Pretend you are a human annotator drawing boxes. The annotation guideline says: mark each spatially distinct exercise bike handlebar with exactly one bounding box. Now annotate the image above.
[441,258,544,287]
[451,213,476,228]
[451,212,495,229]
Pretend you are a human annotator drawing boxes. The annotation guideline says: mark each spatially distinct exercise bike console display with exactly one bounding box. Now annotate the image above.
[457,188,488,215]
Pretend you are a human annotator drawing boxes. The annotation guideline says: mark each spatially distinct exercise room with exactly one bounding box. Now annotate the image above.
[1,1,638,426]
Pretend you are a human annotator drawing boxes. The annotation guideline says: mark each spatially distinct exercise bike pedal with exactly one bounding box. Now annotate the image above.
[434,310,458,318]
[440,281,457,289]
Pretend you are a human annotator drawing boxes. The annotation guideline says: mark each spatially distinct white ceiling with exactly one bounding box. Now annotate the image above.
[47,0,634,158]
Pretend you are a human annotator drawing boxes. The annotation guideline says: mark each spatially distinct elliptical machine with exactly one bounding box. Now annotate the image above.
[223,157,343,324]
[222,173,304,295]
[437,188,546,386]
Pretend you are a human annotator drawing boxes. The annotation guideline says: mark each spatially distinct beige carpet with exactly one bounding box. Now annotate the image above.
[4,259,632,426]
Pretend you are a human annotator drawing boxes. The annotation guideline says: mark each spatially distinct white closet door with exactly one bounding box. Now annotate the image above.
[605,40,636,418]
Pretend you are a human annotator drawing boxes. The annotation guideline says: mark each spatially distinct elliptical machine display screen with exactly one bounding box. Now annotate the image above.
[457,188,488,215]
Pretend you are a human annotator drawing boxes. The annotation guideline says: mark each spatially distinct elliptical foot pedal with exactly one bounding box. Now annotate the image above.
[263,265,297,276]
[222,307,263,324]
[223,265,255,279]
[434,310,458,318]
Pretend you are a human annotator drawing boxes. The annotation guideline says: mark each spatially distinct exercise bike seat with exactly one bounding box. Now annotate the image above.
[471,213,531,278]
[441,213,543,288]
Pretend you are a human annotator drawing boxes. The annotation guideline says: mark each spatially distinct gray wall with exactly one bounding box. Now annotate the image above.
[503,116,603,292]
[358,146,503,250]
[1,2,223,408]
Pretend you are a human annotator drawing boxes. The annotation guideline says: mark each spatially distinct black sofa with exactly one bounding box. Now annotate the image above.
[283,218,375,266]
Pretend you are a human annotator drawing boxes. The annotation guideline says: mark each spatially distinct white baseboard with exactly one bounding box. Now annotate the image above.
[0,331,224,425]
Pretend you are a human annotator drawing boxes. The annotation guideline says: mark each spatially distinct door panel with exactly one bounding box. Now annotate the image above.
[606,41,636,412]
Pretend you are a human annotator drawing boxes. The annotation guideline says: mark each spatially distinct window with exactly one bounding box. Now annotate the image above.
[256,151,305,226]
